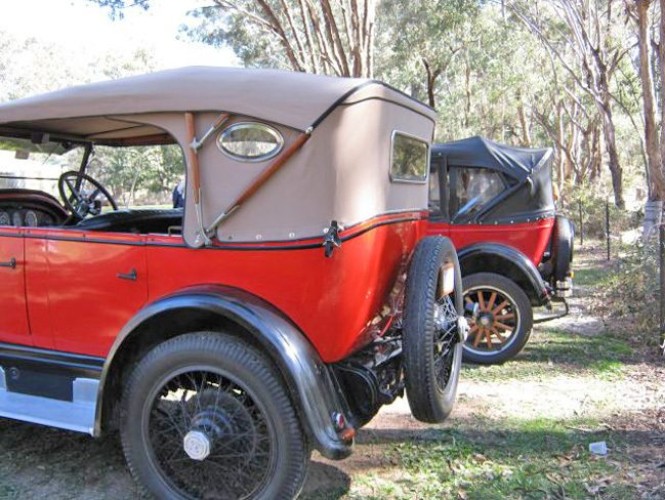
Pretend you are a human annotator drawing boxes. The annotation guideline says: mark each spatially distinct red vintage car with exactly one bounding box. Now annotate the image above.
[0,67,466,498]
[428,136,573,364]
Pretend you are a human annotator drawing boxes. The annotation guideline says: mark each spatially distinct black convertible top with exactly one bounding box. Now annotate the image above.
[430,136,556,224]
[431,136,552,181]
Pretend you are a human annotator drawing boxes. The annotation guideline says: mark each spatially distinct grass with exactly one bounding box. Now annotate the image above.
[346,417,634,499]
[335,244,650,499]
[461,329,633,382]
[573,265,611,287]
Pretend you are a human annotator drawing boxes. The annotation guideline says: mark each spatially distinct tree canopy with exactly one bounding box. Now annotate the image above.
[64,1,665,209]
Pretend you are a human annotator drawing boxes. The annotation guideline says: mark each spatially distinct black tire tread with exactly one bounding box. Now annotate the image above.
[120,332,309,500]
[403,236,462,423]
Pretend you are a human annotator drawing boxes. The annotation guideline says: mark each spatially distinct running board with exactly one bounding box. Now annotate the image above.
[0,368,97,435]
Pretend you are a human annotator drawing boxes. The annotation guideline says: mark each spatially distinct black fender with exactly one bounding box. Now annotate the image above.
[95,286,353,460]
[457,243,548,306]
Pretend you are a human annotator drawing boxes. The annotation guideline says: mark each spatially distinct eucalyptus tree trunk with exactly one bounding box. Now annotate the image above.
[632,0,665,201]
[660,0,665,183]
[510,0,627,207]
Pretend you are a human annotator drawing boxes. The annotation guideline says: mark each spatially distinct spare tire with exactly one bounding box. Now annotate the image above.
[402,236,464,423]
[552,216,573,281]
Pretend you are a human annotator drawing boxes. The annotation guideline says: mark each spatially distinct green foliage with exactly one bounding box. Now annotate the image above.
[90,145,184,207]
[185,6,283,70]
[598,239,661,334]
[0,29,157,103]
[564,189,641,239]
[87,0,149,19]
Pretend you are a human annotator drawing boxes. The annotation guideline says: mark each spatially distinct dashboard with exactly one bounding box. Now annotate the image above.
[0,189,68,228]
[0,208,58,227]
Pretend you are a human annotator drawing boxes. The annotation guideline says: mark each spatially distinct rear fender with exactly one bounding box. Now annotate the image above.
[96,286,353,460]
[457,243,548,306]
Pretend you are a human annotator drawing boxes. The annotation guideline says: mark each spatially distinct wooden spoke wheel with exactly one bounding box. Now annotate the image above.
[461,273,533,365]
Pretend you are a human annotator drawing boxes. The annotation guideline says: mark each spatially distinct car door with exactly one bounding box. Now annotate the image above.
[0,228,31,344]
[25,227,148,357]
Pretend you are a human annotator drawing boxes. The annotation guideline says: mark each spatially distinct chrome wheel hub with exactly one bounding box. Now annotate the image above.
[183,430,212,461]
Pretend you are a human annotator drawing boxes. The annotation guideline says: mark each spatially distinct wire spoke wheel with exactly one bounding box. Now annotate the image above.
[461,273,533,365]
[433,294,459,392]
[121,333,308,500]
[148,370,274,499]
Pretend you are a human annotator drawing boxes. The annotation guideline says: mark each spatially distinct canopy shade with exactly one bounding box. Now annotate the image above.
[431,136,552,181]
[0,66,433,138]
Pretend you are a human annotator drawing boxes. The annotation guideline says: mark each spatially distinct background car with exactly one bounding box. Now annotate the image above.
[428,136,573,364]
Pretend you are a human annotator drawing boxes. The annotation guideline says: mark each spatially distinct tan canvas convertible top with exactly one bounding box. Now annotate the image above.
[0,66,433,135]
[0,67,437,246]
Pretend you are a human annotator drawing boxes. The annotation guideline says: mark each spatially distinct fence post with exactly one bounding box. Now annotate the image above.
[661,224,665,356]
[578,200,584,246]
[605,199,610,261]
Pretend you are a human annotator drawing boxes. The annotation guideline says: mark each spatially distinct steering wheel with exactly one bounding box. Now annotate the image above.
[58,171,118,220]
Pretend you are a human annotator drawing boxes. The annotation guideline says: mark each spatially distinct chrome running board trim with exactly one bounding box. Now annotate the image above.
[0,368,97,435]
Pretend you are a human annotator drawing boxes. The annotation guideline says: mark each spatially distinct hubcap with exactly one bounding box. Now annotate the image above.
[183,430,211,461]
[457,316,470,342]
[478,313,493,327]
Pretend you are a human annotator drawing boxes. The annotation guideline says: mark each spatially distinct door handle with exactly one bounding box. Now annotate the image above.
[0,258,16,269]
[117,268,137,281]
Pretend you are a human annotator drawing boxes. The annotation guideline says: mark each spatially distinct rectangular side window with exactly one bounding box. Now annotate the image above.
[449,166,506,222]
[390,132,429,183]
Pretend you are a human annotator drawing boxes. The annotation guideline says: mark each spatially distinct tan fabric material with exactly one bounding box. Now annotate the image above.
[0,66,432,133]
[0,68,437,246]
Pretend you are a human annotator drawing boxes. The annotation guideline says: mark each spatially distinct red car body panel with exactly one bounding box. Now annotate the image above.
[0,230,31,345]
[5,213,425,363]
[427,218,555,266]
[26,228,149,355]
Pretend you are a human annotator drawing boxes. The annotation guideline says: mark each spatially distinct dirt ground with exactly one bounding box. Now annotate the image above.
[0,243,663,499]
[306,244,665,498]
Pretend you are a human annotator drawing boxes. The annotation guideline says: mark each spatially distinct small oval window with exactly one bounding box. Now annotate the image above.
[217,122,284,162]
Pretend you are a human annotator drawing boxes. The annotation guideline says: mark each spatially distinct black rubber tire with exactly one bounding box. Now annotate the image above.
[462,273,533,365]
[120,332,309,500]
[552,216,573,282]
[403,236,463,423]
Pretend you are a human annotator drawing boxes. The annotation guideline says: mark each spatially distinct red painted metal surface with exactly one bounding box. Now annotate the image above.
[0,229,31,345]
[146,213,425,363]
[427,217,555,265]
[23,228,148,356]
[3,212,425,363]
